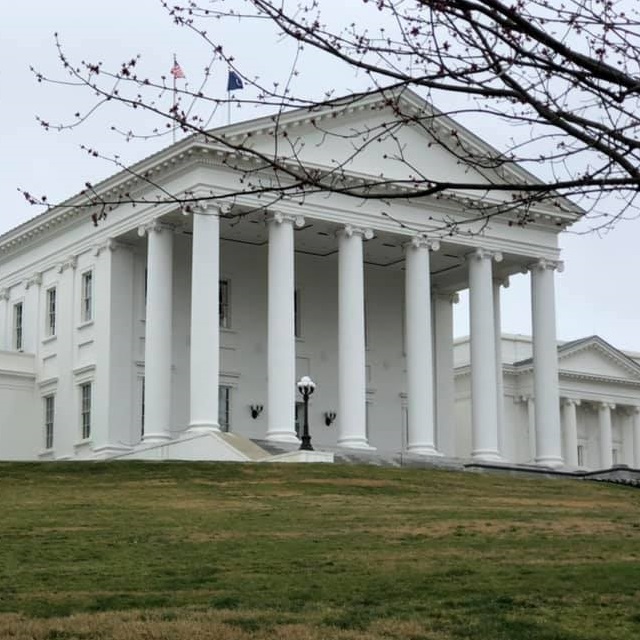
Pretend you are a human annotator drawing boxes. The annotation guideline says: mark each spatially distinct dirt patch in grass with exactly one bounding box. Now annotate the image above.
[483,496,629,510]
[298,478,398,488]
[376,517,633,539]
[0,610,438,640]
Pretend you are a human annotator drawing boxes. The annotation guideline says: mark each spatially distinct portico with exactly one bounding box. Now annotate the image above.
[0,88,591,465]
[121,200,567,465]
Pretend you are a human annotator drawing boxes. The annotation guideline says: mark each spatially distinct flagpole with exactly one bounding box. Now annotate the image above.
[172,54,177,144]
[228,89,231,126]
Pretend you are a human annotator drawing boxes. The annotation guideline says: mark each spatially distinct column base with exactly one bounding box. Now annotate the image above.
[535,455,564,468]
[142,433,172,444]
[338,437,376,451]
[471,449,503,462]
[187,421,221,435]
[266,431,300,444]
[407,444,442,457]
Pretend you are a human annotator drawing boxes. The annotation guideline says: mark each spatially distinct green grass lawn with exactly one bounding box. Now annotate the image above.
[1,461,639,639]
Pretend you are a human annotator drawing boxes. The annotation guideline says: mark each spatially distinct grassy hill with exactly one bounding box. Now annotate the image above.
[0,461,639,639]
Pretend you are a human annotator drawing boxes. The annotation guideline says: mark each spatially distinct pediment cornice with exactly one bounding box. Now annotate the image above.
[557,336,640,379]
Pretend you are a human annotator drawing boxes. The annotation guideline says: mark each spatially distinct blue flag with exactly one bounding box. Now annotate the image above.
[227,70,244,91]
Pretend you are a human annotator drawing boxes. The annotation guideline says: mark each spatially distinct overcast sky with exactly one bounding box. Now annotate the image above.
[2,1,640,351]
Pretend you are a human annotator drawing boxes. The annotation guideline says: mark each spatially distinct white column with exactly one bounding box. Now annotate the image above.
[493,277,508,457]
[598,402,614,468]
[338,225,373,449]
[561,398,579,467]
[140,220,174,443]
[433,291,457,457]
[188,206,221,433]
[468,248,501,461]
[633,407,640,468]
[404,236,439,455]
[531,259,563,467]
[266,212,303,442]
[0,289,8,350]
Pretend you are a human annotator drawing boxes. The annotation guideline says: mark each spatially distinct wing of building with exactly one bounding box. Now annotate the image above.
[1,88,635,469]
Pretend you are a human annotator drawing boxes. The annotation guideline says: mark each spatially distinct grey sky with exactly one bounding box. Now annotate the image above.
[2,1,639,350]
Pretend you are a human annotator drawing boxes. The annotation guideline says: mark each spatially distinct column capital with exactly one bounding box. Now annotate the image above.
[183,201,232,217]
[56,255,78,274]
[432,288,460,304]
[494,275,510,289]
[561,397,581,407]
[92,238,129,257]
[632,406,640,415]
[267,211,305,228]
[466,247,503,263]
[0,288,9,301]
[529,257,564,273]
[24,272,42,289]
[599,401,616,411]
[405,234,440,252]
[337,224,374,240]
[137,219,176,237]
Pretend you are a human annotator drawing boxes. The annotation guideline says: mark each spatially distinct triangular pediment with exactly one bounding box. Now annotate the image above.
[557,336,640,381]
[218,89,539,198]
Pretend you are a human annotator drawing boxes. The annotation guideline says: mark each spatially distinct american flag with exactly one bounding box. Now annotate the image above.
[170,60,185,79]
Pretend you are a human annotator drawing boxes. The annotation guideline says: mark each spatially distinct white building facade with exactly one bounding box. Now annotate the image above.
[1,90,635,469]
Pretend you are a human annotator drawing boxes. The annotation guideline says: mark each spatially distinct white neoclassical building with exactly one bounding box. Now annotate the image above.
[1,89,638,468]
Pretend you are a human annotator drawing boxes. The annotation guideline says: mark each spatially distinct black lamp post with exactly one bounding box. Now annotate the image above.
[297,376,316,451]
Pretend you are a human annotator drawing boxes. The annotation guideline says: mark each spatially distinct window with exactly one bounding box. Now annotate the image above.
[612,448,619,465]
[219,279,230,328]
[13,302,23,351]
[44,395,55,450]
[294,288,302,338]
[46,287,57,337]
[219,385,232,432]
[80,383,92,440]
[81,271,93,322]
[577,444,585,467]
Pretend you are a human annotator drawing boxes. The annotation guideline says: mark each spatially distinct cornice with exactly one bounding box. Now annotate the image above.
[559,369,640,387]
[511,363,640,387]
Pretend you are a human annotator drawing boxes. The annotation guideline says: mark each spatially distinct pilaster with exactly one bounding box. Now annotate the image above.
[23,272,42,353]
[598,402,615,468]
[561,398,580,468]
[0,288,9,351]
[493,276,509,458]
[433,291,458,457]
[633,407,640,469]
[93,239,136,453]
[52,255,77,458]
